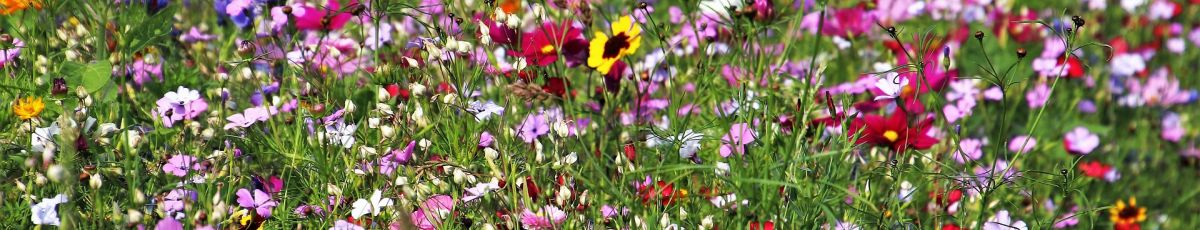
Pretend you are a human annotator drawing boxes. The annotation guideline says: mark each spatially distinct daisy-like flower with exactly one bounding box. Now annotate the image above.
[848,108,938,153]
[588,16,641,75]
[13,96,45,120]
[1110,197,1146,230]
[519,22,588,67]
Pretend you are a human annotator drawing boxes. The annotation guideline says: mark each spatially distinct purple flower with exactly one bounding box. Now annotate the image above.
[953,138,984,164]
[0,37,23,67]
[224,106,277,130]
[478,132,494,148]
[719,123,756,157]
[1064,127,1099,155]
[517,114,549,143]
[180,27,215,43]
[236,188,278,218]
[214,0,257,28]
[163,154,201,177]
[155,87,209,128]
[163,189,195,214]
[155,217,184,230]
[129,57,163,87]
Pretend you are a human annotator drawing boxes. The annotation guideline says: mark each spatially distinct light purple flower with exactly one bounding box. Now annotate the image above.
[517,114,549,143]
[1008,136,1037,153]
[224,106,277,130]
[1064,127,1099,155]
[331,220,365,230]
[180,27,215,43]
[983,86,1004,101]
[155,86,209,128]
[1026,82,1050,108]
[163,154,201,177]
[719,123,756,157]
[129,57,164,87]
[1,37,24,67]
[983,210,1028,230]
[236,188,278,218]
[1162,112,1185,142]
[1110,54,1146,77]
[155,217,184,230]
[163,189,194,214]
[953,138,984,164]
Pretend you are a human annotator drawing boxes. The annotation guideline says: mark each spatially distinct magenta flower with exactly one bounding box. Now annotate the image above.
[289,0,357,31]
[155,87,209,128]
[1008,135,1037,153]
[129,57,164,87]
[163,189,195,214]
[719,123,757,157]
[517,114,549,143]
[1063,127,1099,155]
[478,132,494,148]
[224,106,277,130]
[155,217,184,230]
[163,154,201,177]
[520,205,567,230]
[236,188,278,218]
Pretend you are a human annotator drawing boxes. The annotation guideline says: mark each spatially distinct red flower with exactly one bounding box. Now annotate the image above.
[638,181,681,206]
[624,143,637,163]
[749,221,775,230]
[849,108,938,152]
[942,223,962,230]
[1115,223,1142,230]
[1078,161,1113,180]
[517,22,588,67]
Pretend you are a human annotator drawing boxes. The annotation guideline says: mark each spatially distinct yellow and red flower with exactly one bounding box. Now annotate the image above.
[1110,197,1146,230]
[588,16,641,75]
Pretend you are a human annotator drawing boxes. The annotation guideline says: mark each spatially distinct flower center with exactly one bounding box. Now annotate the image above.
[541,45,555,54]
[1118,206,1140,220]
[883,130,899,142]
[603,33,631,59]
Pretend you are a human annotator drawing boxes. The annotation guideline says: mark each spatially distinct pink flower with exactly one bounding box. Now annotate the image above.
[520,205,567,230]
[719,123,757,157]
[411,195,456,230]
[0,37,23,67]
[1008,136,1037,153]
[1063,127,1099,155]
[953,138,984,164]
[236,188,278,218]
[1025,82,1051,108]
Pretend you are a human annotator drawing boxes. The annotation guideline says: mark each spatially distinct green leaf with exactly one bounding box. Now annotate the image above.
[80,60,118,102]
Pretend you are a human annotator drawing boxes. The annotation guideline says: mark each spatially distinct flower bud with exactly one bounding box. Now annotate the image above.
[974,31,984,41]
[89,173,103,189]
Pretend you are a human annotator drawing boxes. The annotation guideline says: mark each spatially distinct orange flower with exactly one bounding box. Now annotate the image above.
[1110,197,1146,230]
[13,96,44,120]
[1,0,42,15]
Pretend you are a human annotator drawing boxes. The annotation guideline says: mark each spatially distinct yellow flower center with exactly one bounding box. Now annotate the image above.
[540,45,555,54]
[883,130,899,142]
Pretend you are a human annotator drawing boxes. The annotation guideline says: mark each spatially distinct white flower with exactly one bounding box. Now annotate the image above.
[675,129,704,159]
[31,123,61,154]
[351,190,394,219]
[1110,54,1146,77]
[463,181,501,202]
[699,0,744,21]
[898,181,915,202]
[467,101,504,121]
[31,194,68,226]
[163,86,201,104]
[873,74,908,101]
[325,122,358,149]
[983,210,1028,230]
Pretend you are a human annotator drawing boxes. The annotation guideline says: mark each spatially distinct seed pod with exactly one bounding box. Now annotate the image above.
[974,31,984,40]
[1072,15,1085,28]
[1016,48,1027,58]
[638,2,648,9]
[886,26,897,35]
[282,6,293,15]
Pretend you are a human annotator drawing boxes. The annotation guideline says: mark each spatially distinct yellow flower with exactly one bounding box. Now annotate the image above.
[1,0,42,15]
[1109,197,1146,225]
[13,96,44,120]
[588,16,642,75]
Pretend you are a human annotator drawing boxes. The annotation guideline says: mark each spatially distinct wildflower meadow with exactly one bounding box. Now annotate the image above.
[4,0,1200,229]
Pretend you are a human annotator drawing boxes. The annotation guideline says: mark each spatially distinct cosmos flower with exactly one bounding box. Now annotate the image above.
[1008,135,1037,153]
[518,22,588,67]
[236,188,278,218]
[0,0,41,15]
[163,154,201,177]
[588,16,641,75]
[848,108,938,153]
[517,113,549,143]
[410,195,454,229]
[288,0,357,31]
[1078,161,1120,182]
[952,138,983,164]
[719,123,756,157]
[1064,127,1100,155]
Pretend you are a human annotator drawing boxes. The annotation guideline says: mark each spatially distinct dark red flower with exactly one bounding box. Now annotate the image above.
[1078,161,1113,180]
[848,108,938,152]
[638,180,680,206]
[749,221,775,230]
[516,22,587,66]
